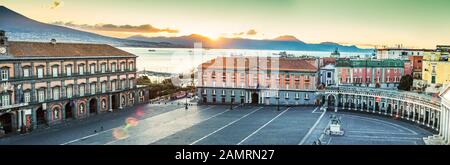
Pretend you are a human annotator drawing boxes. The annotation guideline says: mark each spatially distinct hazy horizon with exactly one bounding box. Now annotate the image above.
[1,0,450,49]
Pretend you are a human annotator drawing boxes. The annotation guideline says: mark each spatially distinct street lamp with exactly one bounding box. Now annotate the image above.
[276,96,280,111]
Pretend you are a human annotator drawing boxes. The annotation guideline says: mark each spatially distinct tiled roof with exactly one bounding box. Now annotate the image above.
[7,41,135,57]
[200,56,318,72]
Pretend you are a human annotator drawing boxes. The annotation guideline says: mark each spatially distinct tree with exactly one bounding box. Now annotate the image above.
[398,74,413,91]
[136,76,151,85]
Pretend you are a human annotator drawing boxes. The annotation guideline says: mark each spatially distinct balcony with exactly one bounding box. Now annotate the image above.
[0,103,29,112]
[1,69,137,83]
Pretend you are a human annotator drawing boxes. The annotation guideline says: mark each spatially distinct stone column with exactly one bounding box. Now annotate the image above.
[109,94,113,112]
[412,104,416,122]
[61,104,66,121]
[372,97,376,113]
[366,97,370,112]
[334,94,339,112]
[443,108,446,140]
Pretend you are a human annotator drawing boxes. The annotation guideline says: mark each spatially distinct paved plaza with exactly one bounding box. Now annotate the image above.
[0,100,433,145]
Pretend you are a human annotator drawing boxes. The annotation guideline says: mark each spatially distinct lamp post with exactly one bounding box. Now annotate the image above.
[182,83,188,110]
[276,96,280,111]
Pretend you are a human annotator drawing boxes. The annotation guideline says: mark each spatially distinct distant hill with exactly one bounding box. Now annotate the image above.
[0,6,180,47]
[128,34,372,52]
[0,6,372,52]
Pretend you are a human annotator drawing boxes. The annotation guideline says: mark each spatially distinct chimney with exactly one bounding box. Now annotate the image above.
[50,38,57,45]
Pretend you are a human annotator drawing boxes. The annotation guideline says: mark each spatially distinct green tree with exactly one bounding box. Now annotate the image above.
[398,74,413,91]
[137,76,151,85]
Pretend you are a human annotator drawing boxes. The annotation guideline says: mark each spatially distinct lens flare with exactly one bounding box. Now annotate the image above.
[112,128,128,140]
[126,117,139,127]
[135,108,144,117]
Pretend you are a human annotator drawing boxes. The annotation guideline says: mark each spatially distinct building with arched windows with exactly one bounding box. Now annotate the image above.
[0,31,148,135]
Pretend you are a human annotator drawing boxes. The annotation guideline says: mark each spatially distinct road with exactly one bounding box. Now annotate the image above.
[0,101,433,145]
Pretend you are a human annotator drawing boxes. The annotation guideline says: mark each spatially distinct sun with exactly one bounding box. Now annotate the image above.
[202,32,222,41]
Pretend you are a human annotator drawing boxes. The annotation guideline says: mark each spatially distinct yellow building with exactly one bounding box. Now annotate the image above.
[422,50,450,85]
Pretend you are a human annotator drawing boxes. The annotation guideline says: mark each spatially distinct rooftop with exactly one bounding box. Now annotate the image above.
[6,41,136,58]
[199,56,318,72]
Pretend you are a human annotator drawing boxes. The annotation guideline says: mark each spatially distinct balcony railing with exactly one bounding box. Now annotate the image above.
[1,69,137,83]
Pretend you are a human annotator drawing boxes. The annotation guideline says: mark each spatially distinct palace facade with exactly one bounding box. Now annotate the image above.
[0,31,148,135]
[196,56,320,106]
[335,59,410,89]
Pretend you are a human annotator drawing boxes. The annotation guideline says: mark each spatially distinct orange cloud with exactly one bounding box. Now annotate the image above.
[246,29,257,35]
[50,0,62,9]
[52,21,179,34]
[232,29,258,37]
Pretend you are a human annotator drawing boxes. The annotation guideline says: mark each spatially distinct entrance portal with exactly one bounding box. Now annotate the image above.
[89,98,97,114]
[0,113,12,134]
[251,92,259,104]
[327,95,336,111]
[65,102,73,119]
[36,107,46,126]
[112,95,118,110]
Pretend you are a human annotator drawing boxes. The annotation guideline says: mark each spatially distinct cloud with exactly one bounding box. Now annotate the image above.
[232,29,258,37]
[50,0,62,9]
[246,29,257,35]
[52,22,179,34]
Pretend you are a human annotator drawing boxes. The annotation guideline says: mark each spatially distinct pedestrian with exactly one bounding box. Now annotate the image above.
[100,126,104,131]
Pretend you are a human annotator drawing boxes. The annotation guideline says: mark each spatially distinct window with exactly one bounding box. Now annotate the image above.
[295,93,299,99]
[53,87,60,100]
[120,63,125,71]
[111,63,116,72]
[285,92,289,99]
[90,83,96,95]
[23,68,30,78]
[66,65,72,76]
[79,85,85,96]
[1,95,10,106]
[121,80,126,89]
[101,82,106,93]
[52,66,59,78]
[24,92,30,103]
[78,65,85,75]
[327,72,331,78]
[304,93,309,100]
[111,81,116,91]
[101,63,106,73]
[90,64,96,74]
[129,79,134,89]
[212,90,216,95]
[129,62,134,71]
[1,68,8,80]
[66,86,73,99]
[231,90,235,96]
[37,67,44,78]
[38,90,45,102]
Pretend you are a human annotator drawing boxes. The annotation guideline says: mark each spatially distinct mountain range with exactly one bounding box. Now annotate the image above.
[0,6,372,52]
[0,6,179,47]
[128,34,371,52]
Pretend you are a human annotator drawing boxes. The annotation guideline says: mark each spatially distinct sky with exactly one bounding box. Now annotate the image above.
[1,0,450,48]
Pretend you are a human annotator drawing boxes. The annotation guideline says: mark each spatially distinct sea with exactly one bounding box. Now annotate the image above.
[118,47,372,74]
